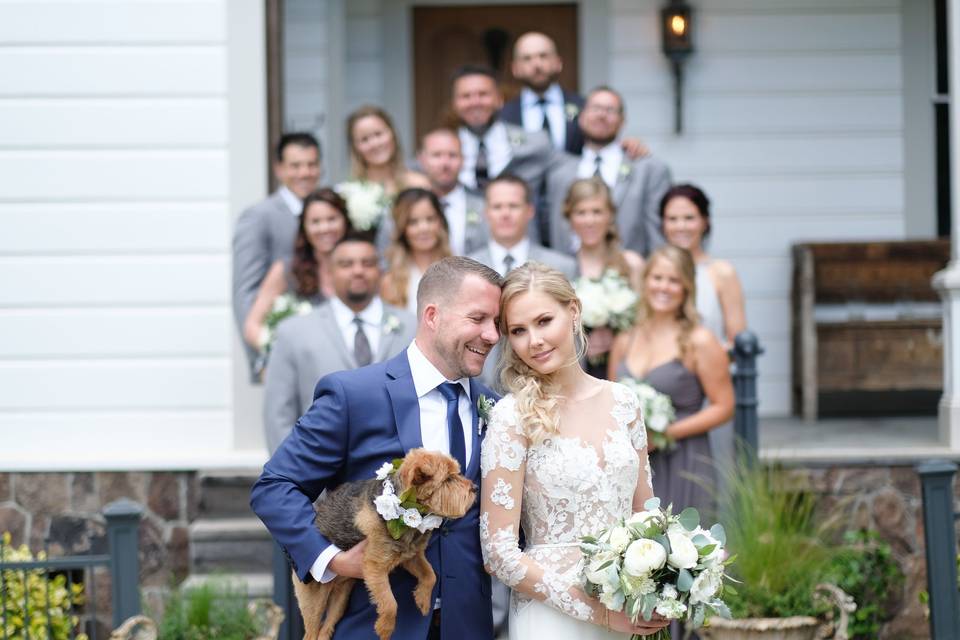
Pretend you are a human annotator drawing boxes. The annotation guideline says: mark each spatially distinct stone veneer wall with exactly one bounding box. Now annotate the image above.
[0,471,198,635]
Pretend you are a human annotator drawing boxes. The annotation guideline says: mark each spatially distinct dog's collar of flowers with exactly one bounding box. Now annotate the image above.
[373,460,443,540]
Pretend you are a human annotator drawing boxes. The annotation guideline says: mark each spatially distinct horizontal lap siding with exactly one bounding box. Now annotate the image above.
[0,1,232,464]
[611,1,906,415]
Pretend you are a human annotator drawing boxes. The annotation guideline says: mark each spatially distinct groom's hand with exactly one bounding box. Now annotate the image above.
[329,540,367,579]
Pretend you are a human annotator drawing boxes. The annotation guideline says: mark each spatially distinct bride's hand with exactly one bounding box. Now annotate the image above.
[607,610,671,635]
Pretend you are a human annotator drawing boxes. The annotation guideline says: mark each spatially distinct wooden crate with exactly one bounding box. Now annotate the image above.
[791,241,949,420]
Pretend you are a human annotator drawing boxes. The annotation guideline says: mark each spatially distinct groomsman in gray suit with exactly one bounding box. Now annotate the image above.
[451,65,555,243]
[232,133,322,376]
[469,174,576,392]
[545,87,672,257]
[263,232,415,453]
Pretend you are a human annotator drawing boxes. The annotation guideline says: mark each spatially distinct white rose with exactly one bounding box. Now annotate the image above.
[622,539,667,576]
[375,462,394,480]
[626,510,658,528]
[374,493,402,520]
[417,514,443,533]
[580,304,610,328]
[402,508,423,528]
[607,527,632,553]
[666,531,699,569]
[646,412,669,433]
[689,567,723,605]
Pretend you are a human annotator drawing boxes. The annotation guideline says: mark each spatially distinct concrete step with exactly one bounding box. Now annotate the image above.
[180,572,274,599]
[189,517,273,574]
[196,469,261,519]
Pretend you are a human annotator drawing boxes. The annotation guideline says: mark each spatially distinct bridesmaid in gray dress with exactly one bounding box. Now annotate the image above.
[608,245,734,518]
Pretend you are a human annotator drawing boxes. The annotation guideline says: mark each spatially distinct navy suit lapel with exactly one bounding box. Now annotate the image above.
[467,378,484,479]
[385,352,423,453]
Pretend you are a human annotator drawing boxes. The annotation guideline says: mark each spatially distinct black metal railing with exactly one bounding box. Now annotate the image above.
[731,330,763,463]
[0,499,143,639]
[917,460,960,639]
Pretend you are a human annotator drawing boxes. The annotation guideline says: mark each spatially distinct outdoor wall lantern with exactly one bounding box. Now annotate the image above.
[661,0,694,134]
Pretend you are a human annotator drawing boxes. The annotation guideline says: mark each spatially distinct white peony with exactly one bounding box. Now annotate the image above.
[416,514,443,533]
[374,493,402,520]
[689,566,723,605]
[585,552,620,589]
[401,508,423,528]
[666,530,699,569]
[607,526,632,553]
[335,180,388,230]
[375,462,394,480]
[626,510,658,528]
[623,538,667,576]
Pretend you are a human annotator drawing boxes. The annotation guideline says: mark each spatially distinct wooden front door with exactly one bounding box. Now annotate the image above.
[412,4,579,141]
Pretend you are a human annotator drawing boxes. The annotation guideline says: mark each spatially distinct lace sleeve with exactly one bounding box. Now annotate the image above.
[479,396,603,623]
[613,382,655,502]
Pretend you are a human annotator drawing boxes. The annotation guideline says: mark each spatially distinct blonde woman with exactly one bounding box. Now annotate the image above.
[480,262,669,639]
[347,105,429,195]
[379,188,452,314]
[564,177,644,377]
[607,246,733,516]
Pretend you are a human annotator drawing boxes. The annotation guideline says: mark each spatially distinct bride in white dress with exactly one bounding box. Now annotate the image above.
[479,262,670,639]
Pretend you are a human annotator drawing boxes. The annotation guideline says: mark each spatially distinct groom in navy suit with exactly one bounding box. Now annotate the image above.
[251,256,503,640]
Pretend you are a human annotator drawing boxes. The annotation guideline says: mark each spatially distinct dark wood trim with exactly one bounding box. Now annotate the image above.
[265,0,284,192]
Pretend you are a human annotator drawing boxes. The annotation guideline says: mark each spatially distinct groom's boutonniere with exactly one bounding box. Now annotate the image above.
[477,394,496,435]
[382,314,401,334]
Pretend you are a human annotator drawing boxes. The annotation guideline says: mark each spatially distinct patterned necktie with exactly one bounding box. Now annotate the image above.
[437,382,467,471]
[503,253,515,275]
[475,139,490,189]
[353,316,372,367]
[537,97,552,139]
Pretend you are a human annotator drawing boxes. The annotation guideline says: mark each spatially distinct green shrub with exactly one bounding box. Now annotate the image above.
[0,531,89,640]
[156,579,259,640]
[825,530,904,639]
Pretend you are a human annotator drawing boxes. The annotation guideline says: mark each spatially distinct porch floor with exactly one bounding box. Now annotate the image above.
[757,415,948,463]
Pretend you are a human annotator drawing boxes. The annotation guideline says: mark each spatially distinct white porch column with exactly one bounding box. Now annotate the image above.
[933,0,960,449]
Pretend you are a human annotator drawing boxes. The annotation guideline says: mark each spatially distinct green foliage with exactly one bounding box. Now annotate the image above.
[156,579,259,640]
[0,531,89,640]
[825,530,904,639]
[715,462,838,619]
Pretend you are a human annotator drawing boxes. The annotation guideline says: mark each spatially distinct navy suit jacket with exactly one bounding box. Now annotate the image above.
[501,89,585,155]
[250,351,495,640]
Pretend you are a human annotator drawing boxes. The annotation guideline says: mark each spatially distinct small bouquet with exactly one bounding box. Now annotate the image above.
[252,293,314,379]
[574,269,638,333]
[580,498,735,640]
[335,179,391,231]
[618,378,676,450]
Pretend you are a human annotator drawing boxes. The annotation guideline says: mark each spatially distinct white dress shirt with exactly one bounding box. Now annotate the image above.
[328,295,383,358]
[278,185,303,217]
[488,237,531,277]
[458,121,513,189]
[578,142,624,189]
[519,84,566,151]
[311,341,474,583]
[439,185,468,256]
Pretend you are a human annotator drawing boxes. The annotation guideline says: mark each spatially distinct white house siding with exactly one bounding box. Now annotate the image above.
[0,0,242,469]
[610,0,906,416]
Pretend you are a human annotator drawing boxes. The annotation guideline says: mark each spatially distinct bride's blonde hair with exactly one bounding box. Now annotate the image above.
[498,262,587,444]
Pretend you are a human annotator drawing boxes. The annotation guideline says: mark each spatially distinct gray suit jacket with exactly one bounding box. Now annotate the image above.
[467,243,577,391]
[262,300,416,453]
[232,190,300,370]
[375,185,489,257]
[544,152,672,257]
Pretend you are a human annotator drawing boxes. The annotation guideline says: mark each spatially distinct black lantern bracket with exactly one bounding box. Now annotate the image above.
[661,0,694,134]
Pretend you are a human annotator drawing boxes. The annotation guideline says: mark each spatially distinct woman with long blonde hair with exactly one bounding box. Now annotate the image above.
[346,105,429,195]
[379,188,452,313]
[607,245,733,516]
[479,262,669,639]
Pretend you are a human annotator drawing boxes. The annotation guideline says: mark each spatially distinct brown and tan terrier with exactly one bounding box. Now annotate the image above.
[293,448,476,640]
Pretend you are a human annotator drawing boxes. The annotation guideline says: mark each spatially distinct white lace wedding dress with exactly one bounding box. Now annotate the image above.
[479,381,654,639]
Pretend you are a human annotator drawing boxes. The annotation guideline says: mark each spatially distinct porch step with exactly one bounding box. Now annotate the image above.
[189,516,274,574]
[196,469,262,519]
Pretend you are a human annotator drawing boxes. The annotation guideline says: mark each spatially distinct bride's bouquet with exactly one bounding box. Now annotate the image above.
[580,498,734,640]
[334,179,391,231]
[617,378,676,450]
[574,269,638,333]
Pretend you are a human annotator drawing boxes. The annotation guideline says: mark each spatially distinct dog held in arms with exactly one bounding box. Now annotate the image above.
[293,448,476,640]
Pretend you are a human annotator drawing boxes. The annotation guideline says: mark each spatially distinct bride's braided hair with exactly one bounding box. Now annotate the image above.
[498,262,588,444]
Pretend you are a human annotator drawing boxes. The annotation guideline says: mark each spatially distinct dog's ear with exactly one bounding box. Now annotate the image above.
[411,467,434,486]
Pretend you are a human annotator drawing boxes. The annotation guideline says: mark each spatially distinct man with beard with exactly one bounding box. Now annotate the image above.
[544,86,672,257]
[263,232,415,453]
[451,64,555,244]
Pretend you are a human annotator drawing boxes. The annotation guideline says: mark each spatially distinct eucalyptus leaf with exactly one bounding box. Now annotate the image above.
[677,568,694,592]
[644,497,661,511]
[692,605,705,628]
[692,534,710,546]
[713,601,732,619]
[654,534,671,555]
[709,523,726,545]
[678,507,700,531]
[641,593,657,621]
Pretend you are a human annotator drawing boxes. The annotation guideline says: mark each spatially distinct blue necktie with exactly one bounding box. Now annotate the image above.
[438,382,467,471]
